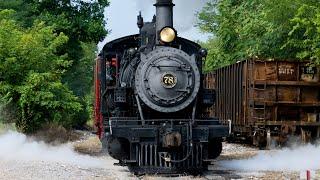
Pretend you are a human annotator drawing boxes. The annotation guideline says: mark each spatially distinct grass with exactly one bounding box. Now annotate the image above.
[73,136,102,155]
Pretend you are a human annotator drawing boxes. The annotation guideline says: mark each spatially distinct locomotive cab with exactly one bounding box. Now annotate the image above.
[95,0,228,175]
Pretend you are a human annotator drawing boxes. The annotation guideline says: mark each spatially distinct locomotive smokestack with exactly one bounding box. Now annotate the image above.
[154,0,174,41]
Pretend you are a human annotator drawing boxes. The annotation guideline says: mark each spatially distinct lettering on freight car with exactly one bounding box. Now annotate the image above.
[301,66,317,75]
[278,66,295,75]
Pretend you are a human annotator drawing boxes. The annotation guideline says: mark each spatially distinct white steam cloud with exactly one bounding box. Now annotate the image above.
[0,131,105,168]
[220,144,320,171]
[133,0,209,32]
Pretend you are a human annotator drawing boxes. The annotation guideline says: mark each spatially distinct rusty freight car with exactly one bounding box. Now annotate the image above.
[204,59,320,147]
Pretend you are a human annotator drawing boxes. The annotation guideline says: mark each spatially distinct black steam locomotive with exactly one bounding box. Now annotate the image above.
[94,0,228,174]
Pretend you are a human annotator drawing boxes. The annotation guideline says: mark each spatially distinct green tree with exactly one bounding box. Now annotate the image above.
[36,0,109,126]
[286,3,320,63]
[198,0,320,70]
[0,10,81,132]
[0,0,109,127]
[0,0,109,42]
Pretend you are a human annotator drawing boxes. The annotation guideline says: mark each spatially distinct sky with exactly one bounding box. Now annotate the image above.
[98,0,211,50]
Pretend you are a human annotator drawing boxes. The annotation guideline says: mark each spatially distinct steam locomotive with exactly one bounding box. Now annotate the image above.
[94,0,228,174]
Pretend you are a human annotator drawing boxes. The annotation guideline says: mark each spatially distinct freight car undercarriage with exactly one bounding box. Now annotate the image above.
[105,118,228,174]
[250,122,320,148]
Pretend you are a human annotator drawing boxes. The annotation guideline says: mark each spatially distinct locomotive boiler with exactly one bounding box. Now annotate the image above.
[94,0,228,174]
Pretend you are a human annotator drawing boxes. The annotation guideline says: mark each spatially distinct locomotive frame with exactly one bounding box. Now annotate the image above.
[94,0,228,175]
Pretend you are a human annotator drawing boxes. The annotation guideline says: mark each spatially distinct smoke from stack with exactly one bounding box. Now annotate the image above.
[133,0,209,32]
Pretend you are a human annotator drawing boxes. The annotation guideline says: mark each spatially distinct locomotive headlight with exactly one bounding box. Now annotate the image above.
[159,27,176,43]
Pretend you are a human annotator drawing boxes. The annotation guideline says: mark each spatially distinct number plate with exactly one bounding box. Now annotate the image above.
[161,72,177,88]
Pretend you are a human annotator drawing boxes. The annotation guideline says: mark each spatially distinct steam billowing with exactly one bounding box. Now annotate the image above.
[220,144,320,171]
[1,130,319,173]
[133,0,209,32]
[0,131,105,168]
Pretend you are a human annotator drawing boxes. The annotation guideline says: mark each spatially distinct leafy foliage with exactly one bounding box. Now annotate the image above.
[0,10,81,132]
[286,3,320,62]
[198,0,320,70]
[0,0,109,42]
[33,0,109,127]
[0,0,109,130]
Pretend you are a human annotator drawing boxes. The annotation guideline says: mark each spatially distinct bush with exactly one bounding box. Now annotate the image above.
[16,73,82,132]
[0,10,81,133]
